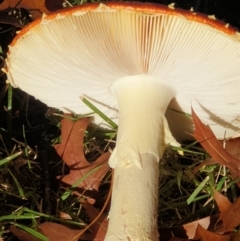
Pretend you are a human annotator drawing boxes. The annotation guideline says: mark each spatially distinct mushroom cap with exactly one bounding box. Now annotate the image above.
[6,2,240,140]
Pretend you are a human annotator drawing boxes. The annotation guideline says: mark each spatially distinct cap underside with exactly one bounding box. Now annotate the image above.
[6,2,240,140]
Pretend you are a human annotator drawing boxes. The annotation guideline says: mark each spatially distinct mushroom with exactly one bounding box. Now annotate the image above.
[6,2,240,240]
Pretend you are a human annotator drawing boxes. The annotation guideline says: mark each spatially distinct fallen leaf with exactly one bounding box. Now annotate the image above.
[0,0,64,19]
[217,197,240,233]
[195,224,230,241]
[230,232,240,241]
[55,117,110,190]
[223,137,240,160]
[183,214,222,239]
[81,201,108,241]
[221,137,240,186]
[213,190,232,215]
[160,184,239,241]
[40,222,92,241]
[192,108,240,178]
[160,214,220,241]
[205,191,240,234]
[9,226,43,241]
[58,211,72,220]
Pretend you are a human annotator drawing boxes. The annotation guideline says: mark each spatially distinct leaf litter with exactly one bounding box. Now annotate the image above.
[191,108,240,178]
[54,117,110,191]
[160,109,240,241]
[6,109,240,240]
[2,0,240,239]
[19,117,112,241]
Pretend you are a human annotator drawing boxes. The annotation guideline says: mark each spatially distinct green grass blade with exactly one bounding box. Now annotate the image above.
[167,108,192,118]
[53,112,94,120]
[61,165,104,201]
[81,96,118,129]
[0,151,22,166]
[22,208,86,226]
[171,146,205,155]
[8,169,26,199]
[216,176,228,191]
[11,223,49,241]
[187,176,209,205]
[191,193,210,202]
[0,214,39,221]
[176,170,183,194]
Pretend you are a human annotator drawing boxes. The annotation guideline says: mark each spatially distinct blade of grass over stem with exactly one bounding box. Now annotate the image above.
[168,108,192,118]
[216,176,228,191]
[22,208,86,226]
[11,223,49,241]
[0,209,86,227]
[225,178,240,191]
[176,170,183,194]
[0,214,39,221]
[8,169,26,199]
[81,96,118,129]
[61,165,104,201]
[187,176,209,204]
[0,151,22,165]
[0,189,26,199]
[184,141,200,149]
[171,146,205,155]
[53,112,94,121]
[191,193,210,202]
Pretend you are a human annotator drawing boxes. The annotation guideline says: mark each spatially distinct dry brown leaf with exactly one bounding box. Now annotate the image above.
[55,117,110,190]
[192,108,240,177]
[0,0,64,19]
[81,201,108,240]
[223,137,240,160]
[9,226,43,241]
[160,190,239,241]
[222,137,240,186]
[10,222,93,241]
[230,232,240,241]
[214,190,232,215]
[217,197,240,233]
[195,224,230,241]
[160,214,228,241]
[183,214,222,239]
[40,222,92,241]
[58,211,72,220]
[210,191,240,234]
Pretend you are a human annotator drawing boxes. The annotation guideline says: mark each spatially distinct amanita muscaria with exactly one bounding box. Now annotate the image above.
[6,2,240,240]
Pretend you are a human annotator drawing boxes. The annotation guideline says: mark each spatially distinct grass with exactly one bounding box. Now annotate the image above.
[0,84,116,240]
[0,110,110,240]
[0,83,239,240]
[159,144,240,227]
[1,1,240,240]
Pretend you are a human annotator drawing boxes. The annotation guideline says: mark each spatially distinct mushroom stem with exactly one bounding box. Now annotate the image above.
[106,154,159,241]
[105,75,175,241]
